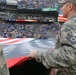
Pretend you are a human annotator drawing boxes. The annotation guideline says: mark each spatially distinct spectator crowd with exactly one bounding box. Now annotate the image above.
[17,0,58,9]
[0,0,63,39]
[0,0,58,9]
[0,21,61,38]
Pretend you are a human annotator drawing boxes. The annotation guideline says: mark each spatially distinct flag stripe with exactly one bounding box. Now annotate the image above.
[4,38,26,44]
[0,38,10,41]
[0,38,34,45]
[0,38,25,45]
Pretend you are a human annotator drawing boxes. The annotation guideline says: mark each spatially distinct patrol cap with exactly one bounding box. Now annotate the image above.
[57,0,76,5]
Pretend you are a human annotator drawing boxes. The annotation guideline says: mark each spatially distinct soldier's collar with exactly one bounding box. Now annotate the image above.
[68,14,76,20]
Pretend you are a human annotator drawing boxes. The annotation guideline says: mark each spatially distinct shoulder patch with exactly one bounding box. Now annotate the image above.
[66,34,76,45]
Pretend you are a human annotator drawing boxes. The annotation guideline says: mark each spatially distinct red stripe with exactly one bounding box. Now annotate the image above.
[7,56,28,68]
[5,38,26,44]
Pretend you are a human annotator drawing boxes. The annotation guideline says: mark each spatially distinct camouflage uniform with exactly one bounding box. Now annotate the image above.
[35,14,76,75]
[0,46,9,75]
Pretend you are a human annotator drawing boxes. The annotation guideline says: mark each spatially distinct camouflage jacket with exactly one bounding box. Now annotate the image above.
[35,14,76,75]
[0,45,9,75]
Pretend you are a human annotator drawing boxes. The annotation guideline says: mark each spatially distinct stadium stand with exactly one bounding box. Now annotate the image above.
[0,0,6,4]
[0,0,64,38]
[17,0,58,9]
[0,21,61,38]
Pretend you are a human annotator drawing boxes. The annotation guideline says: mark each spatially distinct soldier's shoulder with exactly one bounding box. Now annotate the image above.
[63,18,76,28]
[0,45,2,52]
[64,15,76,26]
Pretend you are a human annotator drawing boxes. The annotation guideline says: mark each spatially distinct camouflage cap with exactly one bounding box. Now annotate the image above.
[57,0,76,5]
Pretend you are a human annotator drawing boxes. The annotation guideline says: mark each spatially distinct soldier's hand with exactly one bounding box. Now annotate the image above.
[28,50,37,59]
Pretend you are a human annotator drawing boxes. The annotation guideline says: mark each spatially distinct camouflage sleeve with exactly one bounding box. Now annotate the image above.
[0,45,10,75]
[35,23,76,69]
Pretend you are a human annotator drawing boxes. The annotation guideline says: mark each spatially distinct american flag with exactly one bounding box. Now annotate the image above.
[0,38,55,68]
[58,15,68,22]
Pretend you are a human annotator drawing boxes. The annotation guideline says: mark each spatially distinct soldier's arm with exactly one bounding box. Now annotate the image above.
[35,24,76,69]
[0,46,10,75]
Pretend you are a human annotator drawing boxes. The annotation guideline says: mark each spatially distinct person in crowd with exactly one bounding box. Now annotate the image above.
[28,0,76,75]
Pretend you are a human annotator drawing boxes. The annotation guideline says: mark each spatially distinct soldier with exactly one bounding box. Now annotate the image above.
[28,0,76,75]
[0,45,10,75]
